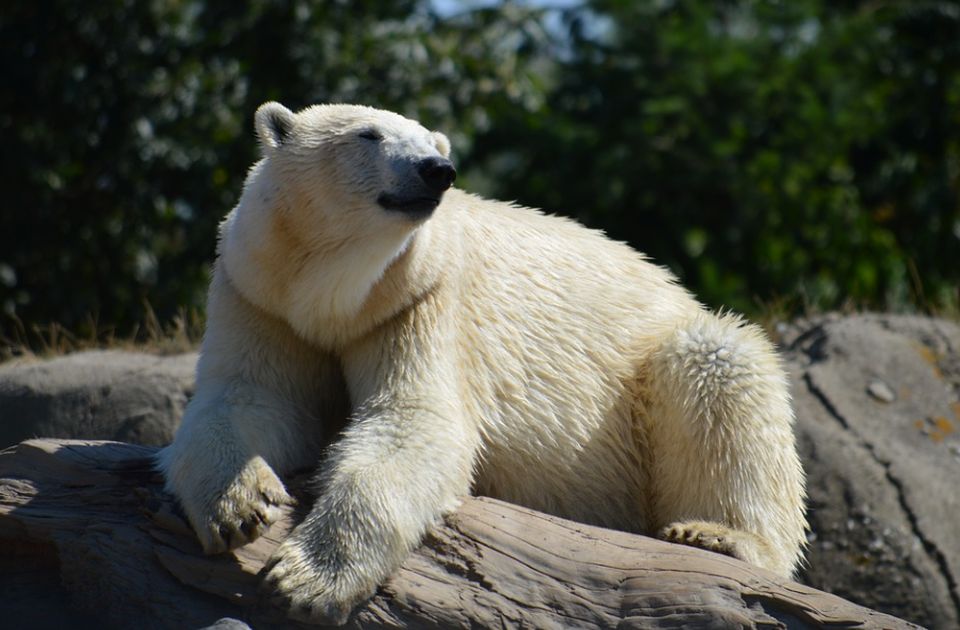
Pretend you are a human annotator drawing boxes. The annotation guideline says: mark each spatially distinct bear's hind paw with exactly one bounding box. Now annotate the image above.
[657,520,775,567]
[659,521,740,558]
[658,520,796,577]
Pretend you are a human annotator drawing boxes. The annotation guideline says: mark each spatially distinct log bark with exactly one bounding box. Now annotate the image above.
[0,439,918,629]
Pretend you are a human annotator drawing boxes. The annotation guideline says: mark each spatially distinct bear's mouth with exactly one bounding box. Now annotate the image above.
[377,192,441,219]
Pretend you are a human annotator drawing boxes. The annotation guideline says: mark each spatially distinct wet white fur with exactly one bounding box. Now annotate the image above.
[158,103,807,624]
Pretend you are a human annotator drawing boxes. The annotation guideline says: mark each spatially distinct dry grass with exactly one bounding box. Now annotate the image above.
[4,283,956,365]
[1,305,203,363]
[752,282,960,342]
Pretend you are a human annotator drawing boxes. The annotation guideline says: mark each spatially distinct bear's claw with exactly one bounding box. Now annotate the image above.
[259,536,372,626]
[190,458,294,554]
[659,520,745,562]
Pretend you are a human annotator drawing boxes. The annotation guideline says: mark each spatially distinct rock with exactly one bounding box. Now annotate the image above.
[783,314,960,628]
[867,379,896,403]
[200,619,254,630]
[0,439,918,630]
[1,314,958,626]
[0,350,197,449]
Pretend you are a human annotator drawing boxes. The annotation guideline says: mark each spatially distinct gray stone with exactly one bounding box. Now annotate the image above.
[200,618,253,630]
[2,315,958,627]
[0,350,197,449]
[783,314,960,628]
[867,379,897,403]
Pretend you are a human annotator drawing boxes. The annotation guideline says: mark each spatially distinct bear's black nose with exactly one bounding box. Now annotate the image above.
[417,157,457,193]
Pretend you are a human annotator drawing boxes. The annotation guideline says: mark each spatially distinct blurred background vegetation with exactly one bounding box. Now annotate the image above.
[1,0,958,350]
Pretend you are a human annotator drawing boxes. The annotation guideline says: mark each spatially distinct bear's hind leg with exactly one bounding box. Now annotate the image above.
[645,312,806,577]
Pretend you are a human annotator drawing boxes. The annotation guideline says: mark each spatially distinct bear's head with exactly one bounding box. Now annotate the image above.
[255,102,455,226]
[224,103,457,330]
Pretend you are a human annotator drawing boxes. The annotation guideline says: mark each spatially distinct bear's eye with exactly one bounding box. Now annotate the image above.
[358,130,383,142]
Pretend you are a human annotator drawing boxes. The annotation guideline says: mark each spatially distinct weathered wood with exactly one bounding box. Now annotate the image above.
[0,439,918,629]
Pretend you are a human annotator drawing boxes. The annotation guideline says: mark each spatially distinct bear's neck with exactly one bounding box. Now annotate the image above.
[219,171,442,349]
[281,226,420,335]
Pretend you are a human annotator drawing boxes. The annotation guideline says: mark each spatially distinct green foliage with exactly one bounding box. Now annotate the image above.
[1,0,958,342]
[0,0,548,337]
[469,0,960,313]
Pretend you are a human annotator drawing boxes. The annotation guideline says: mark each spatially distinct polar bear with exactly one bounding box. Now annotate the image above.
[158,102,807,625]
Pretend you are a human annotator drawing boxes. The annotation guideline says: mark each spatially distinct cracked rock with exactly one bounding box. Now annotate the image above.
[1,316,957,627]
[785,314,960,629]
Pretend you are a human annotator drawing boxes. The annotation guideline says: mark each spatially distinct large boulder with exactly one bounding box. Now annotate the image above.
[0,439,918,630]
[780,314,960,628]
[0,315,958,627]
[0,350,196,449]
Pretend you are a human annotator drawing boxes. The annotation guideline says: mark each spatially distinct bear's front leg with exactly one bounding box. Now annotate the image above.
[160,386,298,553]
[261,399,476,624]
[261,302,478,625]
[159,266,339,553]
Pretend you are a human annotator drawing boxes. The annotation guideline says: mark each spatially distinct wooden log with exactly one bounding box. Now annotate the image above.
[0,439,918,629]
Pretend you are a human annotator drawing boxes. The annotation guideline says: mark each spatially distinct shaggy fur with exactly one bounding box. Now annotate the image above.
[157,102,807,625]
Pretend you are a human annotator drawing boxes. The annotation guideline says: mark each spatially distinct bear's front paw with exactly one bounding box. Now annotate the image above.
[189,457,294,554]
[260,537,374,626]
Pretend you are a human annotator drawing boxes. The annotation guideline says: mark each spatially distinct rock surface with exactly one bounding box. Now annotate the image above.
[779,314,960,628]
[0,315,958,627]
[0,439,917,630]
[0,350,196,449]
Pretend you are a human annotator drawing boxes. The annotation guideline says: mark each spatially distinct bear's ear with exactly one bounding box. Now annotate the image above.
[431,131,451,158]
[255,102,295,151]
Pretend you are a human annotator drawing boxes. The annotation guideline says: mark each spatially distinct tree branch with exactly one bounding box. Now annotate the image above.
[0,439,917,629]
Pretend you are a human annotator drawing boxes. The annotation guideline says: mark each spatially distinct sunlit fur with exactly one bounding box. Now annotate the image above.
[157,103,807,625]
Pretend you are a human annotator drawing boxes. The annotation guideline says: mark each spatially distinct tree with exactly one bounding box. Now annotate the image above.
[3,0,958,342]
[468,0,960,313]
[0,0,549,338]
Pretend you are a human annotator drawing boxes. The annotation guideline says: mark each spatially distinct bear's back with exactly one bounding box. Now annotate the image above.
[437,189,699,528]
[439,188,696,330]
